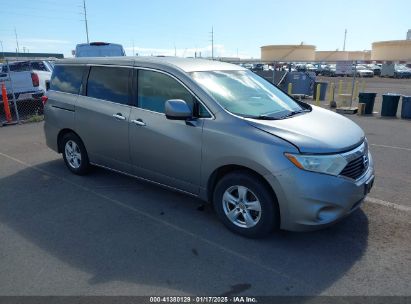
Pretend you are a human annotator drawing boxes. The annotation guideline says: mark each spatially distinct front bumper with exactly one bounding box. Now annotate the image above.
[266,152,374,231]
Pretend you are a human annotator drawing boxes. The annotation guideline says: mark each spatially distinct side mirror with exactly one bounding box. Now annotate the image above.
[45,80,50,91]
[165,99,192,120]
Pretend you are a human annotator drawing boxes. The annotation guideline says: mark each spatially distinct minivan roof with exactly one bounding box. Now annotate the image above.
[57,56,245,72]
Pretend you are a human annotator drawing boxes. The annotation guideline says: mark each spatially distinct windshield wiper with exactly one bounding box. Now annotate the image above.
[245,115,282,120]
[280,109,309,119]
[231,112,281,120]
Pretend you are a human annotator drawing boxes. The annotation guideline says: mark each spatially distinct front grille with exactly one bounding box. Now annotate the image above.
[340,155,368,180]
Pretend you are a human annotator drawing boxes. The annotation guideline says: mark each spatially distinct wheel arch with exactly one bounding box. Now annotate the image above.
[57,128,84,153]
[207,164,279,207]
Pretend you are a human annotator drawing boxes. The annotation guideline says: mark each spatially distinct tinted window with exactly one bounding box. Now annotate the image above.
[138,70,197,114]
[2,61,31,72]
[86,66,130,104]
[50,65,84,94]
[30,61,48,71]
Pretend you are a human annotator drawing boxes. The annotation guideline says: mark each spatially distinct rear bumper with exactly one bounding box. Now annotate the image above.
[266,152,374,231]
[1,90,44,103]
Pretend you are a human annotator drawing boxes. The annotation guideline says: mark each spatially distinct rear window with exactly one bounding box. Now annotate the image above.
[86,66,130,104]
[50,65,85,94]
[2,61,31,72]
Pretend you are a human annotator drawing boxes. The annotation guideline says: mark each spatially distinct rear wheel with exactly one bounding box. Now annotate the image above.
[213,171,279,238]
[61,133,90,175]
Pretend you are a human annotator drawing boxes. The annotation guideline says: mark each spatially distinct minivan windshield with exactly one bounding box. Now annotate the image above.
[190,70,305,119]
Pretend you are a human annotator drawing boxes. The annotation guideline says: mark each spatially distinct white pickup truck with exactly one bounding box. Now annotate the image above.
[0,60,53,104]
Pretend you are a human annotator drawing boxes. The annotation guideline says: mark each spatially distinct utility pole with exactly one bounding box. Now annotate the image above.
[343,29,347,51]
[14,27,20,56]
[210,26,214,60]
[83,0,89,43]
[0,41,4,59]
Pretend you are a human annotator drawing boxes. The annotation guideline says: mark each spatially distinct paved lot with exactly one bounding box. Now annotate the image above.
[0,120,410,296]
[317,76,411,115]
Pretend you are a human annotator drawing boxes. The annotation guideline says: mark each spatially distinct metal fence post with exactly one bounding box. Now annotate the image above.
[6,59,20,123]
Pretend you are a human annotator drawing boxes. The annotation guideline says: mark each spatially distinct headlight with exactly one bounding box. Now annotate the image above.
[284,153,348,176]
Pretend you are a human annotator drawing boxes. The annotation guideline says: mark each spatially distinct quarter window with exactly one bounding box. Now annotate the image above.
[50,65,84,94]
[86,66,130,104]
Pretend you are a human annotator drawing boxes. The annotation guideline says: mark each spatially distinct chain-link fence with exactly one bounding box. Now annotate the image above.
[1,59,52,126]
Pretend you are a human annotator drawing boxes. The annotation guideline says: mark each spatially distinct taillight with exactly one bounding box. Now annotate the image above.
[31,72,40,87]
[41,95,48,105]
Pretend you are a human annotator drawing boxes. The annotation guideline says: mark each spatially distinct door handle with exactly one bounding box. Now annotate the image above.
[131,119,146,126]
[113,113,126,120]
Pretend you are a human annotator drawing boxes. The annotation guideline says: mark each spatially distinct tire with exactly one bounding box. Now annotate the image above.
[61,133,90,175]
[213,171,279,238]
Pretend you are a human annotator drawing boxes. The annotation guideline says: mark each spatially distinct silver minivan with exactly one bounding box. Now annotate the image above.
[44,57,374,237]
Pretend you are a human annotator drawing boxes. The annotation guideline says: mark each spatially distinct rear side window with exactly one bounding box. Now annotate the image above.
[86,66,130,104]
[30,61,48,71]
[50,65,84,94]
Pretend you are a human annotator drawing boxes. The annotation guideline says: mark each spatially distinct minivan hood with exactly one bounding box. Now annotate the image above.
[246,106,364,153]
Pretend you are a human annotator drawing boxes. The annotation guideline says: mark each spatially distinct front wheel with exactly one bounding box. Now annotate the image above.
[213,171,279,238]
[61,133,90,175]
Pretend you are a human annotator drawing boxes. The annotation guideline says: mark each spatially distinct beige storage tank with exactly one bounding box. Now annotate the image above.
[372,40,411,61]
[347,51,368,61]
[261,45,315,61]
[315,51,371,61]
[315,51,348,61]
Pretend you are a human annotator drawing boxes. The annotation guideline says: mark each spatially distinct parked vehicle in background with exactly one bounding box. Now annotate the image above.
[322,64,336,77]
[394,65,411,78]
[0,61,46,105]
[75,42,126,57]
[296,63,317,73]
[380,63,411,78]
[44,57,374,237]
[240,63,253,70]
[251,63,264,71]
[355,65,374,78]
[314,64,328,76]
[366,64,381,76]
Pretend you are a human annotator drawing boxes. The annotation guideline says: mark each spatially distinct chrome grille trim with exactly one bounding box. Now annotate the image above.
[339,141,369,180]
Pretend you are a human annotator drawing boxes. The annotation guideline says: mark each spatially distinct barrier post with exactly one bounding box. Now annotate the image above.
[1,82,12,123]
[354,80,359,101]
[338,80,343,97]
[315,84,321,106]
[361,79,366,93]
[346,80,352,95]
[327,82,334,102]
[288,83,292,95]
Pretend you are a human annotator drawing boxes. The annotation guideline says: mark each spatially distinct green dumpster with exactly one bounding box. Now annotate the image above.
[313,82,328,101]
[401,96,411,119]
[358,93,377,115]
[381,94,401,117]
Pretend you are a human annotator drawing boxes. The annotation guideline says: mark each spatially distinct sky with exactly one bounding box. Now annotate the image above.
[1,0,410,58]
